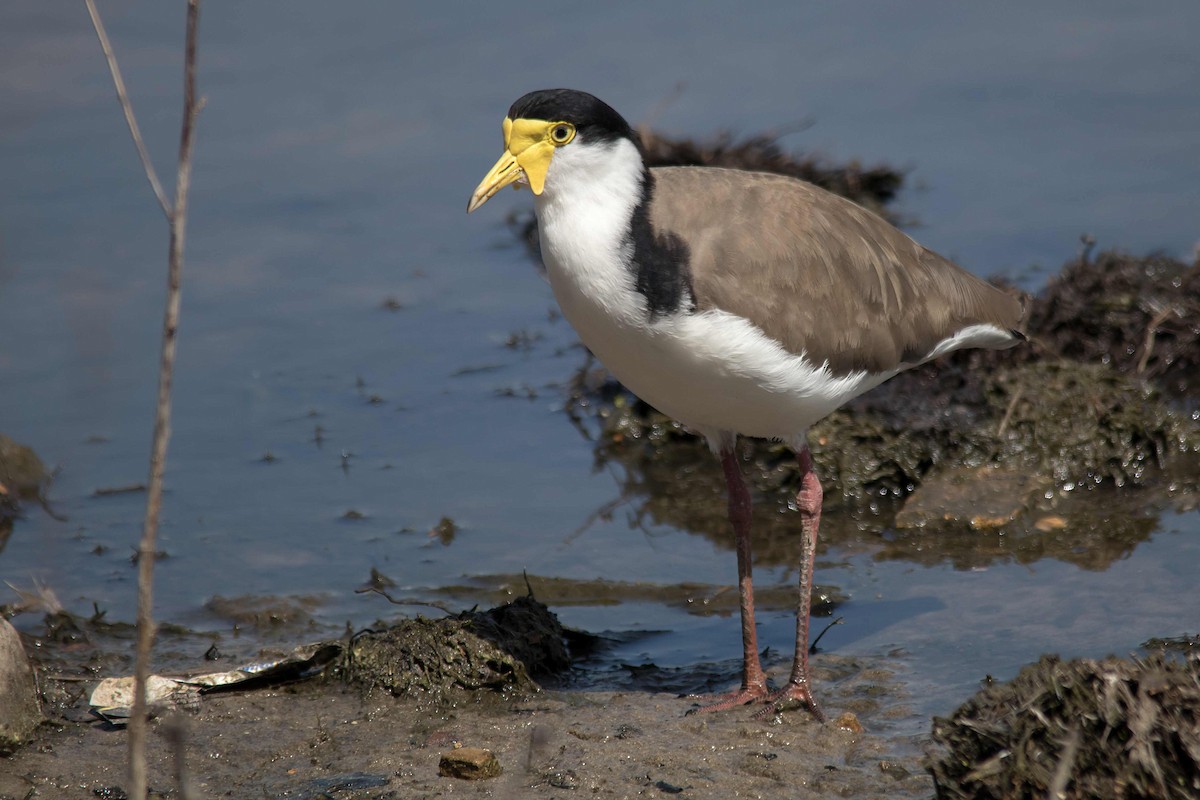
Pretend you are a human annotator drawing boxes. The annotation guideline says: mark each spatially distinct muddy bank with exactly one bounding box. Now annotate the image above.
[1,599,933,799]
[8,598,1197,798]
[0,680,931,799]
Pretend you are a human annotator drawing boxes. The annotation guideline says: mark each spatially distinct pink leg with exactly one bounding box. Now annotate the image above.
[762,445,826,721]
[690,445,768,712]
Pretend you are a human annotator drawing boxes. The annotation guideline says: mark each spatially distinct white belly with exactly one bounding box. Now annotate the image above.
[547,266,892,443]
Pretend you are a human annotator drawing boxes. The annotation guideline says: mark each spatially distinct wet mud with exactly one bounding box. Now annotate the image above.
[1,601,933,800]
[9,598,1196,798]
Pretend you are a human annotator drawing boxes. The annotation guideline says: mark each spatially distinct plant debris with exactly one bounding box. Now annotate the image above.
[927,653,1200,799]
[1018,247,1200,396]
[343,594,568,703]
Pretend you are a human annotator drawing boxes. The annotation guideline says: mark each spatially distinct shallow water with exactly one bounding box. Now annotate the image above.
[2,2,1199,732]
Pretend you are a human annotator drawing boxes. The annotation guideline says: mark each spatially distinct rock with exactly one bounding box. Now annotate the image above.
[894,465,1046,530]
[1033,515,1068,532]
[0,618,42,752]
[833,711,864,733]
[438,747,501,780]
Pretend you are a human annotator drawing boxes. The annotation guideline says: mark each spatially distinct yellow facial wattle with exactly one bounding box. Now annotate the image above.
[467,118,576,213]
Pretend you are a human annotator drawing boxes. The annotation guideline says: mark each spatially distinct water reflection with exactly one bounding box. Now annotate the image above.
[570,363,1188,574]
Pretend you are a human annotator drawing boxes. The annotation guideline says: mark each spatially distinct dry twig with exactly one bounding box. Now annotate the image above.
[83,0,170,219]
[996,383,1025,438]
[1046,723,1081,800]
[1135,304,1176,375]
[85,2,203,798]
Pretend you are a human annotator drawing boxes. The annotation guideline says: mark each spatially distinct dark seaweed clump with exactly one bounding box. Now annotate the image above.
[0,435,49,555]
[815,247,1200,499]
[1020,248,1200,395]
[343,595,567,704]
[927,654,1200,799]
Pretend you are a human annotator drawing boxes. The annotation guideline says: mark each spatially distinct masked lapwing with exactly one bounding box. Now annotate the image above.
[468,89,1024,720]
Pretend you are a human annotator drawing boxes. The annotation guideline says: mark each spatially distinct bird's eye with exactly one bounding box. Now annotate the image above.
[550,123,574,145]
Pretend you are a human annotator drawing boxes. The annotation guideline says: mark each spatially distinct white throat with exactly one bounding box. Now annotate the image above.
[533,138,647,327]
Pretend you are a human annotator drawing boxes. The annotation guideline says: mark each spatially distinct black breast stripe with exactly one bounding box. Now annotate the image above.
[626,169,695,319]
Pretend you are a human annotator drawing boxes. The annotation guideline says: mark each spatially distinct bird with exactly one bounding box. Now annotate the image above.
[467,89,1024,720]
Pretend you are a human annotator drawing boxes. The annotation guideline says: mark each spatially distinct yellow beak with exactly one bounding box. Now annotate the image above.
[466,148,523,213]
[467,117,559,213]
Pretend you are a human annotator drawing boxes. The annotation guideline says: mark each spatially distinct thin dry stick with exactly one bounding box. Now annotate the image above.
[83,0,170,220]
[996,383,1024,437]
[86,2,202,799]
[1136,304,1175,375]
[1046,723,1081,800]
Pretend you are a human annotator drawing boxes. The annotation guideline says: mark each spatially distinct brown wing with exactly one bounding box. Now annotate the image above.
[648,167,1024,376]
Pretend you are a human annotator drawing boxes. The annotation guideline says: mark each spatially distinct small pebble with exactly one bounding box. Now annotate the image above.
[1034,515,1068,532]
[833,711,864,733]
[438,747,501,780]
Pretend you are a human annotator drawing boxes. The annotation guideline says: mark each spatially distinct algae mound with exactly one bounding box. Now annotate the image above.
[928,654,1200,800]
[344,595,568,704]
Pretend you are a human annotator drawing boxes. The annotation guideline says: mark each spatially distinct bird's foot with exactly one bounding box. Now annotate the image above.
[752,680,826,723]
[685,683,770,715]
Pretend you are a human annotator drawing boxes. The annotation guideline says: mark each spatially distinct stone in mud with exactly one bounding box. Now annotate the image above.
[834,711,864,733]
[438,747,502,780]
[0,618,42,753]
[204,593,324,630]
[1033,515,1068,532]
[893,465,1047,531]
[927,654,1200,799]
